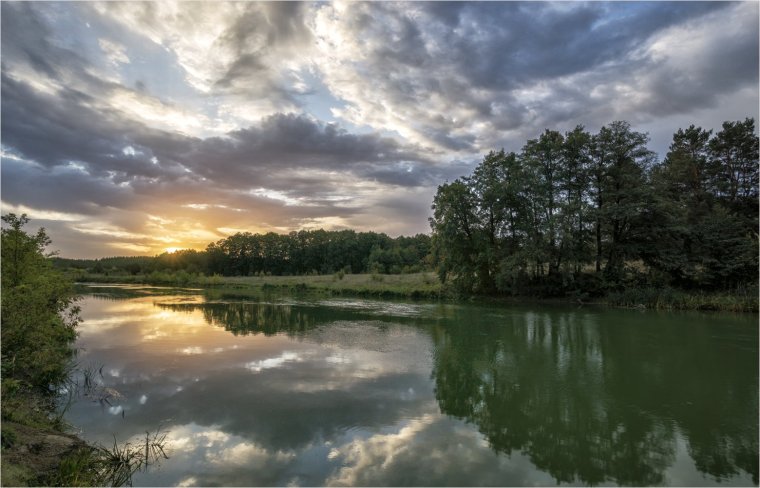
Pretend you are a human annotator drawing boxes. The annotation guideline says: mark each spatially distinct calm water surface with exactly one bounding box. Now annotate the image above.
[66,285,758,486]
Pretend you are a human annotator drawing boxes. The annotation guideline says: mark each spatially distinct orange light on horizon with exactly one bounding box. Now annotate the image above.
[165,247,184,254]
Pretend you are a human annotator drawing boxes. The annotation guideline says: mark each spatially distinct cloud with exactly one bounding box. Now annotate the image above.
[312,1,756,153]
[1,2,446,254]
[325,415,556,487]
[98,38,130,66]
[92,1,314,118]
[182,113,437,190]
[1,66,441,249]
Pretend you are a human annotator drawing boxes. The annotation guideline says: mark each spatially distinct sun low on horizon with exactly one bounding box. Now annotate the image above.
[1,1,758,258]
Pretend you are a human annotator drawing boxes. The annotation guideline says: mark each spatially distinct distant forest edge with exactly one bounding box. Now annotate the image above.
[51,118,757,306]
[54,231,433,277]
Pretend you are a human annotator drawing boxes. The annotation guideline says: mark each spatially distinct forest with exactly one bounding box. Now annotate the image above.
[53,230,432,277]
[430,118,758,298]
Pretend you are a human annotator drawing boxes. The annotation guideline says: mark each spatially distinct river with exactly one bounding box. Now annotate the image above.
[64,284,758,486]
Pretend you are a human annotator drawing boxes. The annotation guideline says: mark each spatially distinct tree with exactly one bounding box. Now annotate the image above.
[469,150,513,291]
[645,121,759,288]
[592,121,655,280]
[708,118,759,228]
[429,119,756,297]
[430,179,480,292]
[1,214,80,392]
[644,126,712,285]
[561,126,593,274]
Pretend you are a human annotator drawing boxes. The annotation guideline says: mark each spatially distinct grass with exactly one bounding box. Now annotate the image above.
[606,285,759,312]
[77,271,445,299]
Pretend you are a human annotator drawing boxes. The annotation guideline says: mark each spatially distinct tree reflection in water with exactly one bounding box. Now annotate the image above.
[157,300,410,337]
[429,309,758,486]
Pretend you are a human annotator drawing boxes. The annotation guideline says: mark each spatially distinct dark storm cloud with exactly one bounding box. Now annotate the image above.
[317,1,756,152]
[0,72,190,182]
[636,23,760,118]
[0,158,131,215]
[436,2,729,89]
[183,113,436,189]
[2,69,435,205]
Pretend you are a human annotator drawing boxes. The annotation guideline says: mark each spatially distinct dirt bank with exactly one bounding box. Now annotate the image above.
[1,421,89,486]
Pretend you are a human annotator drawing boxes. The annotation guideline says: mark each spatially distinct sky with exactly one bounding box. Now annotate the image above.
[1,1,758,258]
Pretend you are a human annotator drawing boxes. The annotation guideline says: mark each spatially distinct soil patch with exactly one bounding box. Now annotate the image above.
[1,421,88,486]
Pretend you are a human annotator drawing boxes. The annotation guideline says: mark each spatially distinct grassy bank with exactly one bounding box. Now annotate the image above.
[75,271,445,299]
[1,382,87,486]
[74,270,758,312]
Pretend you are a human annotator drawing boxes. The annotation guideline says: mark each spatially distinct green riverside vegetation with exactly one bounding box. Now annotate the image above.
[1,214,82,485]
[430,118,758,308]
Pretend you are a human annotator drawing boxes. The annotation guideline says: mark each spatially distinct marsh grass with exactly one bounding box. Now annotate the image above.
[606,285,759,312]
[50,428,169,487]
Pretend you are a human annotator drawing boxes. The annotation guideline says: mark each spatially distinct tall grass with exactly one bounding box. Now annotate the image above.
[606,285,758,312]
[50,429,169,487]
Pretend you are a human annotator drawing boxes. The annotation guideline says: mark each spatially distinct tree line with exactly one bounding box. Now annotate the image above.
[54,230,432,277]
[430,118,758,297]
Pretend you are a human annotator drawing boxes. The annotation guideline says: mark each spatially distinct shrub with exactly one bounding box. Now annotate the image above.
[1,214,80,394]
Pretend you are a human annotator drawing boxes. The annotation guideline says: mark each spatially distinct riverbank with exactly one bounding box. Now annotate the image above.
[2,383,168,486]
[75,271,445,299]
[75,271,758,312]
[1,385,90,486]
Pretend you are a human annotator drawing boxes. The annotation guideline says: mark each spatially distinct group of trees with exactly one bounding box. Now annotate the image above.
[206,230,430,276]
[430,119,758,296]
[55,230,432,277]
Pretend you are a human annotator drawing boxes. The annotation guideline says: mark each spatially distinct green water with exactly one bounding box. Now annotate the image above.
[66,285,758,486]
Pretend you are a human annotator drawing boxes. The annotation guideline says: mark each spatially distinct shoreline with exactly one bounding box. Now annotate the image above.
[74,272,759,313]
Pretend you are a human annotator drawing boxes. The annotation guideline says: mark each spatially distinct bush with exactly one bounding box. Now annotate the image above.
[1,214,80,394]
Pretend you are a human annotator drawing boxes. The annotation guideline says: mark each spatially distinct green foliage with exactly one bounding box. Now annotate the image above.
[1,214,80,394]
[606,285,758,312]
[430,178,481,293]
[430,119,758,298]
[644,121,759,289]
